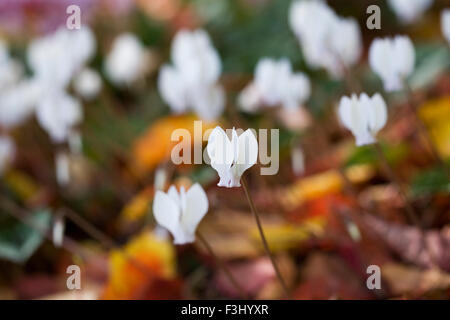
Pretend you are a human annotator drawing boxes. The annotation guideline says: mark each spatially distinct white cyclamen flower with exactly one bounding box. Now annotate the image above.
[0,136,14,174]
[104,33,147,87]
[36,92,82,143]
[442,9,450,44]
[369,36,415,92]
[239,58,310,112]
[207,127,258,188]
[289,0,362,78]
[158,29,225,121]
[73,68,102,100]
[338,93,387,146]
[28,26,95,89]
[153,183,209,245]
[388,0,433,24]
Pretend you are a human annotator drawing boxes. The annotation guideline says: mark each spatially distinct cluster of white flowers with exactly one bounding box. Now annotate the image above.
[289,0,362,78]
[442,9,450,44]
[27,26,98,143]
[104,33,148,87]
[388,0,433,24]
[238,58,310,113]
[338,93,387,146]
[369,36,415,92]
[153,125,261,244]
[158,29,225,121]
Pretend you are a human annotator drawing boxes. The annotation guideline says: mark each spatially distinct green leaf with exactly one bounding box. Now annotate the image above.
[0,209,51,263]
[344,142,409,168]
[411,166,450,196]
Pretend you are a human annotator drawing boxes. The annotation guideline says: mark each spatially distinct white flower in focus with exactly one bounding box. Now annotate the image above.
[239,58,310,112]
[338,93,387,146]
[153,183,209,245]
[442,9,450,44]
[0,136,14,174]
[207,127,258,188]
[289,0,362,78]
[36,92,82,143]
[158,29,225,121]
[104,33,147,87]
[369,36,415,92]
[73,68,102,100]
[388,0,433,24]
[28,27,95,89]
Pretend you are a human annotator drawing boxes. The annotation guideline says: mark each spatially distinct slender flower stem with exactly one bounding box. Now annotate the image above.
[241,176,290,299]
[373,142,421,227]
[404,84,450,180]
[196,231,248,299]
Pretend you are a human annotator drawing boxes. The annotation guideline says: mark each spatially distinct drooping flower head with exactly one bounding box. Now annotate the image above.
[369,36,415,92]
[338,93,387,146]
[442,9,450,44]
[158,29,225,121]
[238,58,310,112]
[289,0,362,78]
[388,0,433,24]
[153,183,209,245]
[207,127,258,188]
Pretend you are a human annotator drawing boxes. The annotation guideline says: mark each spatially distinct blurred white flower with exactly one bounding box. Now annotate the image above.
[28,26,95,89]
[0,79,41,128]
[0,40,23,91]
[73,68,102,100]
[442,9,450,44]
[238,58,310,112]
[153,183,209,245]
[369,36,415,92]
[207,127,258,188]
[0,135,14,174]
[388,0,433,24]
[55,151,70,187]
[338,93,387,146]
[36,92,82,143]
[158,29,225,121]
[104,33,147,87]
[289,0,362,78]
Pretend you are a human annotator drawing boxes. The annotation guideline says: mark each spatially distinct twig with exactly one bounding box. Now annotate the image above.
[197,231,248,299]
[241,176,290,299]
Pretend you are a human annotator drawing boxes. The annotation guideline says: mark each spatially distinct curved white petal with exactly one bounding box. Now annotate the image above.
[368,93,387,133]
[153,190,182,242]
[158,65,188,113]
[181,183,209,237]
[443,10,450,44]
[207,126,234,186]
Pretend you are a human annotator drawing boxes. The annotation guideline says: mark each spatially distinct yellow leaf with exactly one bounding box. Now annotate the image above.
[102,231,176,299]
[119,187,154,223]
[419,96,450,157]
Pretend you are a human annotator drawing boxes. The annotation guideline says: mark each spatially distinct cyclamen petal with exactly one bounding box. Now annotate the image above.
[369,36,415,92]
[153,183,209,245]
[207,126,258,188]
[338,93,387,146]
[388,0,433,24]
